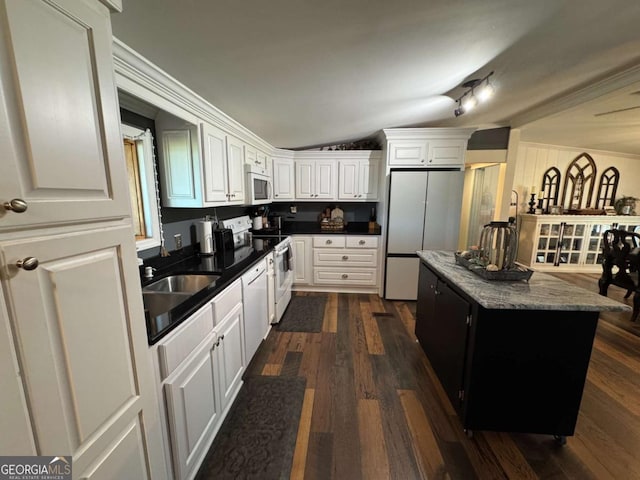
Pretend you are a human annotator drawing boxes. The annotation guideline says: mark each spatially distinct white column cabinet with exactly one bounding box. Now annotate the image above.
[0,1,166,478]
[0,0,131,229]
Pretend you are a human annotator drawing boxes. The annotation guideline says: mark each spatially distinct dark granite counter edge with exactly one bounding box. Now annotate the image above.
[418,250,631,312]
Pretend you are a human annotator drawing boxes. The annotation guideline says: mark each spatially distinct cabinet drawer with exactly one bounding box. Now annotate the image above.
[313,268,377,286]
[158,303,214,380]
[346,236,379,248]
[313,236,346,248]
[212,279,242,321]
[314,249,378,267]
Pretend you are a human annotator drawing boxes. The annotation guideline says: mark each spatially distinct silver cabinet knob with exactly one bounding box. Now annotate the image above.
[16,257,39,270]
[326,239,332,245]
[4,198,28,213]
[354,195,357,198]
[342,255,349,260]
[274,194,278,197]
[341,274,348,279]
[421,159,425,163]
[359,240,365,245]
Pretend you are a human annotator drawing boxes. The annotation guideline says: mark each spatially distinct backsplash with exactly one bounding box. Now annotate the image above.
[268,202,377,223]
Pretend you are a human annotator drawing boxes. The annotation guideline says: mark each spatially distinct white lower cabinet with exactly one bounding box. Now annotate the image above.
[292,235,313,285]
[160,279,245,480]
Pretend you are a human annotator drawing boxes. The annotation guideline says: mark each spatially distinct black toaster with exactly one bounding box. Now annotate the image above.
[213,228,234,256]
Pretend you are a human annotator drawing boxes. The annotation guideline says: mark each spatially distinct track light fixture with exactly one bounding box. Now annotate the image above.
[453,71,494,117]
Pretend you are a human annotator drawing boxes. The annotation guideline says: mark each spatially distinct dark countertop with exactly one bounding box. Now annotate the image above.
[278,221,381,235]
[143,237,283,345]
[418,250,630,312]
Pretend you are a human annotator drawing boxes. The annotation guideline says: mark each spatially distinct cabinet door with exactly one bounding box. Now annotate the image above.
[201,123,229,203]
[338,160,360,200]
[1,226,163,477]
[314,159,337,199]
[430,281,470,411]
[0,0,130,229]
[415,263,437,347]
[165,335,220,480]
[256,150,269,169]
[388,141,427,166]
[295,159,315,199]
[244,144,258,166]
[427,139,465,166]
[423,170,464,250]
[292,236,313,285]
[226,135,245,204]
[273,158,295,200]
[216,303,245,408]
[359,158,379,200]
[0,289,35,455]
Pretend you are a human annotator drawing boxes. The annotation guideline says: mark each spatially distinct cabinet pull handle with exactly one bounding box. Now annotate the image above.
[274,194,278,197]
[16,257,39,270]
[341,274,348,279]
[342,255,349,260]
[219,334,225,341]
[354,195,357,198]
[429,158,433,163]
[421,159,425,163]
[4,198,28,213]
[326,239,332,244]
[434,289,441,295]
[358,240,365,245]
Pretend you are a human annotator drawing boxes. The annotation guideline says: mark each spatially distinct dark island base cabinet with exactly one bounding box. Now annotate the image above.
[416,261,599,438]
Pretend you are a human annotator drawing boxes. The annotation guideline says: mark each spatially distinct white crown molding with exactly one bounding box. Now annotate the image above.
[510,63,640,129]
[112,38,275,154]
[519,141,640,161]
[382,127,476,141]
[98,0,121,12]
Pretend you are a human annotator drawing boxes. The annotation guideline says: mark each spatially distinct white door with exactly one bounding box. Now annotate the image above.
[292,236,312,285]
[385,257,421,300]
[315,159,337,199]
[0,226,165,478]
[165,333,220,480]
[216,303,245,407]
[360,158,379,200]
[273,158,295,200]
[423,170,465,250]
[201,123,228,203]
[387,171,428,254]
[295,159,315,199]
[338,160,359,200]
[0,0,130,229]
[0,289,35,455]
[226,135,245,203]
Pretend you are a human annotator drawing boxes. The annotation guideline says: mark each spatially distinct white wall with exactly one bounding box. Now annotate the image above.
[512,142,640,212]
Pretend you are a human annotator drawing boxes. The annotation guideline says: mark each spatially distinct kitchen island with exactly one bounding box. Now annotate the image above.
[416,250,630,442]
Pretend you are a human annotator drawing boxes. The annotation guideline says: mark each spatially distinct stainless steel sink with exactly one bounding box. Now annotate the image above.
[143,291,191,319]
[142,274,220,318]
[142,274,220,294]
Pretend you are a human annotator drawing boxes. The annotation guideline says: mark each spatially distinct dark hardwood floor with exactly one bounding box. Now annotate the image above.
[243,276,640,479]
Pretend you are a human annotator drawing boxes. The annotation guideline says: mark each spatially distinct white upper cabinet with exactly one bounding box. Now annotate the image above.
[272,156,295,200]
[384,128,475,168]
[245,145,269,170]
[338,156,380,201]
[155,115,246,207]
[0,0,130,230]
[295,158,337,200]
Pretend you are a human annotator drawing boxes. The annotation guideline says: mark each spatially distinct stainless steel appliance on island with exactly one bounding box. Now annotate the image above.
[384,169,464,300]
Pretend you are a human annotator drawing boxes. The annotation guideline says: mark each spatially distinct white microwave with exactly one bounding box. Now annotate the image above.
[245,164,272,205]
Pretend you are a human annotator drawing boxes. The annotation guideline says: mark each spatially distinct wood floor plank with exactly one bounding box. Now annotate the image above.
[281,351,304,377]
[360,300,385,355]
[323,292,338,333]
[261,363,281,375]
[298,332,323,387]
[304,432,333,480]
[265,331,293,366]
[291,388,315,480]
[357,399,391,480]
[309,333,335,433]
[482,431,539,480]
[394,301,417,338]
[398,389,448,479]
[369,293,386,314]
[350,296,377,400]
[586,350,640,416]
[288,332,308,352]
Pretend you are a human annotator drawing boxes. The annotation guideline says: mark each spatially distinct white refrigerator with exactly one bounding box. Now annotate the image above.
[384,169,464,300]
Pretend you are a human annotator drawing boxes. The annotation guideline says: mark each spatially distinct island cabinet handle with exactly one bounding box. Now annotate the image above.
[434,289,441,295]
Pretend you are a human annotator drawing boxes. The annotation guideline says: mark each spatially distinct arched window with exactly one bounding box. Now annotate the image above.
[561,153,597,210]
[595,167,620,209]
[540,167,561,213]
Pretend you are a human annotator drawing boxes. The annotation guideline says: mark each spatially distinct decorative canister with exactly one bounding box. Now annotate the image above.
[478,221,518,270]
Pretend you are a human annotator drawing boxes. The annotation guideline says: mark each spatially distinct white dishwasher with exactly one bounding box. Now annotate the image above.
[241,258,269,362]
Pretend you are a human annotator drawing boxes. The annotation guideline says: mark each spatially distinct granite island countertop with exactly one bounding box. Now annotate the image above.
[417,250,631,312]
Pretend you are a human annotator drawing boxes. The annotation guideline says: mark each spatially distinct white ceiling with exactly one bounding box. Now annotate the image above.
[111,0,640,151]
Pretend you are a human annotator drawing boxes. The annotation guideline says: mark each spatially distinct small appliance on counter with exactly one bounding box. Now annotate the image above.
[213,228,234,258]
[197,217,215,255]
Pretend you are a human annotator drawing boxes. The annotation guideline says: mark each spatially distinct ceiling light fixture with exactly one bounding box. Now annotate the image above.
[454,71,494,117]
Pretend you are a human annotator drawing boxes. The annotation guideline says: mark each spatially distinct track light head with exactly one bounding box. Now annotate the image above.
[454,107,465,117]
[453,71,495,118]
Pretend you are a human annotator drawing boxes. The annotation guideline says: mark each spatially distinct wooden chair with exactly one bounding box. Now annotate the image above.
[598,229,640,321]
